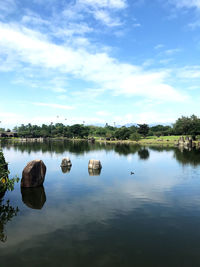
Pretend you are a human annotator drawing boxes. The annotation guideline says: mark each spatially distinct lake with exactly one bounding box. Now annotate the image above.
[1,140,200,267]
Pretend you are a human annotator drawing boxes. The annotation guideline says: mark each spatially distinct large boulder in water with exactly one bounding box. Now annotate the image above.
[21,160,46,188]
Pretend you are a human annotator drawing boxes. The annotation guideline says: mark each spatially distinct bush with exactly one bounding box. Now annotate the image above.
[130,132,141,141]
[0,150,19,193]
[114,127,131,140]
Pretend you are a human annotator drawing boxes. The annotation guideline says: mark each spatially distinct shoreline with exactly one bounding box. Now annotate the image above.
[0,136,191,147]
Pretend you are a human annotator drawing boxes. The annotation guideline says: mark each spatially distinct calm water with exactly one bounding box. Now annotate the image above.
[1,141,200,267]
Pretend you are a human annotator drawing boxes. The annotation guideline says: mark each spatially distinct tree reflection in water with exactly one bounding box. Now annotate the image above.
[3,140,200,167]
[173,148,200,167]
[138,148,150,160]
[0,198,19,243]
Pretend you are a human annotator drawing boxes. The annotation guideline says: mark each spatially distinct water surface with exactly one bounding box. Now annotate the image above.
[1,141,200,267]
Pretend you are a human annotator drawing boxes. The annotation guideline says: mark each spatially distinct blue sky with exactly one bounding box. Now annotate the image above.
[0,0,200,128]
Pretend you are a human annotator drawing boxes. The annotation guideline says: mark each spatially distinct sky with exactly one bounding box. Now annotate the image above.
[0,0,200,128]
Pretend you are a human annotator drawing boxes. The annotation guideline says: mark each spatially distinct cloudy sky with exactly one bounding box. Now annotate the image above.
[0,0,200,128]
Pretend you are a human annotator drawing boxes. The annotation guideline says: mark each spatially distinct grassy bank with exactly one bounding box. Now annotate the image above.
[138,135,180,145]
[0,135,193,146]
[95,135,181,145]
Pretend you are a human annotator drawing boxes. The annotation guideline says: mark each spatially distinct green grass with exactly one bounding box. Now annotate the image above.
[141,135,181,142]
[96,135,184,146]
[138,136,179,145]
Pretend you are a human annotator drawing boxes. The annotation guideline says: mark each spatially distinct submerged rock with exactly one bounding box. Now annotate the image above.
[21,186,46,209]
[21,160,46,188]
[88,159,102,170]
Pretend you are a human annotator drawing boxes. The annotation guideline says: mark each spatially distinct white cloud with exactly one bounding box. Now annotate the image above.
[78,0,127,9]
[33,102,74,110]
[71,88,106,100]
[164,48,182,55]
[21,13,50,27]
[56,95,68,100]
[52,88,67,93]
[154,44,164,50]
[188,20,200,28]
[0,109,191,128]
[136,111,176,124]
[0,22,187,103]
[63,0,127,27]
[52,23,93,38]
[0,112,23,127]
[96,111,111,116]
[176,66,200,79]
[142,59,154,67]
[0,113,73,127]
[62,5,85,21]
[0,0,16,18]
[0,112,91,127]
[172,0,200,9]
[133,23,141,27]
[93,10,122,26]
[169,1,200,29]
[159,58,173,65]
[113,111,176,124]
[187,85,199,90]
[116,71,186,101]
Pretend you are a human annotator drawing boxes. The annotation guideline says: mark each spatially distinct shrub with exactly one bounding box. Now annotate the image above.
[0,150,19,193]
[130,133,141,141]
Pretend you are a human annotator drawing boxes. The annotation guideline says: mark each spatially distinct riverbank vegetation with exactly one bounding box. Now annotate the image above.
[0,151,19,194]
[0,150,19,242]
[1,115,200,141]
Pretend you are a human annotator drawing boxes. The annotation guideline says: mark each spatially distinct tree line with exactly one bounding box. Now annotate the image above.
[1,114,200,140]
[10,123,160,140]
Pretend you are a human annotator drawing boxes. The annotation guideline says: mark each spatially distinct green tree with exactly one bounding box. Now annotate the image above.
[150,125,172,136]
[173,115,200,136]
[137,124,149,137]
[114,127,131,140]
[70,124,89,138]
[130,132,141,141]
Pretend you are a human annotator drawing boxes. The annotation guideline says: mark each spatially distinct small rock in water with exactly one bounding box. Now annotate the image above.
[88,159,102,170]
[61,158,72,167]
